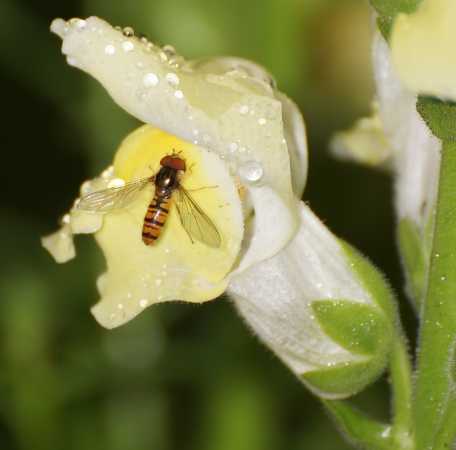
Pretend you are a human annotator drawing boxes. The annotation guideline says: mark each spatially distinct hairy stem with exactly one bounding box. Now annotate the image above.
[390,334,414,449]
[414,141,456,450]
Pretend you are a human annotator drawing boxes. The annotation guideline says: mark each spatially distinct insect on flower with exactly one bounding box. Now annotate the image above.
[76,153,222,248]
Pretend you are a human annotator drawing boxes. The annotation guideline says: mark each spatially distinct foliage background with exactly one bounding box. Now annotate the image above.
[0,0,414,449]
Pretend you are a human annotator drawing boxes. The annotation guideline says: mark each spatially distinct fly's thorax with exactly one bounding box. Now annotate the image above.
[154,166,181,196]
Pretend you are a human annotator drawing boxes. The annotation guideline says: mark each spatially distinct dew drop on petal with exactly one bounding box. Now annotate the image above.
[239,105,249,115]
[107,178,126,188]
[155,278,162,286]
[122,26,135,37]
[174,90,184,99]
[239,161,264,183]
[122,41,135,52]
[67,56,78,67]
[143,73,159,87]
[166,72,180,86]
[139,298,148,308]
[105,44,116,55]
[228,142,238,153]
[258,117,267,126]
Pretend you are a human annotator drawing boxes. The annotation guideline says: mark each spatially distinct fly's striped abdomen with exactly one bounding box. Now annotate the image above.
[142,195,172,245]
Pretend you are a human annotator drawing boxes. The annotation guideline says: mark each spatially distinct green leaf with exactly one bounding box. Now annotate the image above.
[312,300,391,356]
[339,241,397,323]
[397,218,427,307]
[416,96,456,141]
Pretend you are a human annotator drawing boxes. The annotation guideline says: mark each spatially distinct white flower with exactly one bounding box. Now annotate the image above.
[43,17,395,398]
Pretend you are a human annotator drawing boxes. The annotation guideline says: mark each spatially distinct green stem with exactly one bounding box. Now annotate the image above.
[414,141,456,450]
[390,334,414,449]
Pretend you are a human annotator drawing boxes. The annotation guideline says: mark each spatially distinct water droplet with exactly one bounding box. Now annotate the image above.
[174,90,184,99]
[61,214,71,224]
[74,19,87,29]
[122,41,134,52]
[108,178,125,188]
[228,142,238,153]
[258,117,267,126]
[239,105,249,115]
[193,129,199,136]
[105,44,116,55]
[117,303,124,310]
[162,44,177,57]
[155,279,162,286]
[102,166,114,179]
[441,276,447,281]
[143,72,159,87]
[122,26,135,37]
[166,72,180,86]
[239,161,264,183]
[80,181,92,194]
[435,253,440,258]
[66,56,78,67]
[164,248,171,254]
[139,298,148,308]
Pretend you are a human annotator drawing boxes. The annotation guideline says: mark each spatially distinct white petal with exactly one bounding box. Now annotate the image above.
[50,17,299,267]
[275,92,308,197]
[228,202,372,375]
[372,33,441,229]
[231,185,296,275]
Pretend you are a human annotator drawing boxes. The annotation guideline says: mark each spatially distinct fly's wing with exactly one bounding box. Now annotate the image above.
[175,187,222,248]
[76,177,152,213]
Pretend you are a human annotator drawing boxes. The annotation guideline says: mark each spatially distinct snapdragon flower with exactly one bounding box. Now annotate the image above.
[43,17,396,398]
[332,29,441,304]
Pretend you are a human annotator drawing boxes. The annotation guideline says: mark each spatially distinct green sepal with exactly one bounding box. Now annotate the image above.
[397,218,427,308]
[302,360,386,399]
[369,0,421,16]
[303,299,392,397]
[416,96,456,141]
[339,241,397,323]
[370,0,422,41]
[377,16,394,40]
[312,300,392,356]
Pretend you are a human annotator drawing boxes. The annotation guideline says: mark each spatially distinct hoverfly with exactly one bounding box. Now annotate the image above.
[76,154,222,248]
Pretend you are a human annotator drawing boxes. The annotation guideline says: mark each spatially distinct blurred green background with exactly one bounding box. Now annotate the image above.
[0,1,414,449]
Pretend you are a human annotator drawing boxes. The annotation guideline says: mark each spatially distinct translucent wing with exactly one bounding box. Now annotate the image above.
[76,177,152,213]
[175,186,222,248]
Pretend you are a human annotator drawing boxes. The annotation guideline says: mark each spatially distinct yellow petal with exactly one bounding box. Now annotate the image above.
[91,126,243,328]
[391,0,456,101]
[41,224,75,263]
